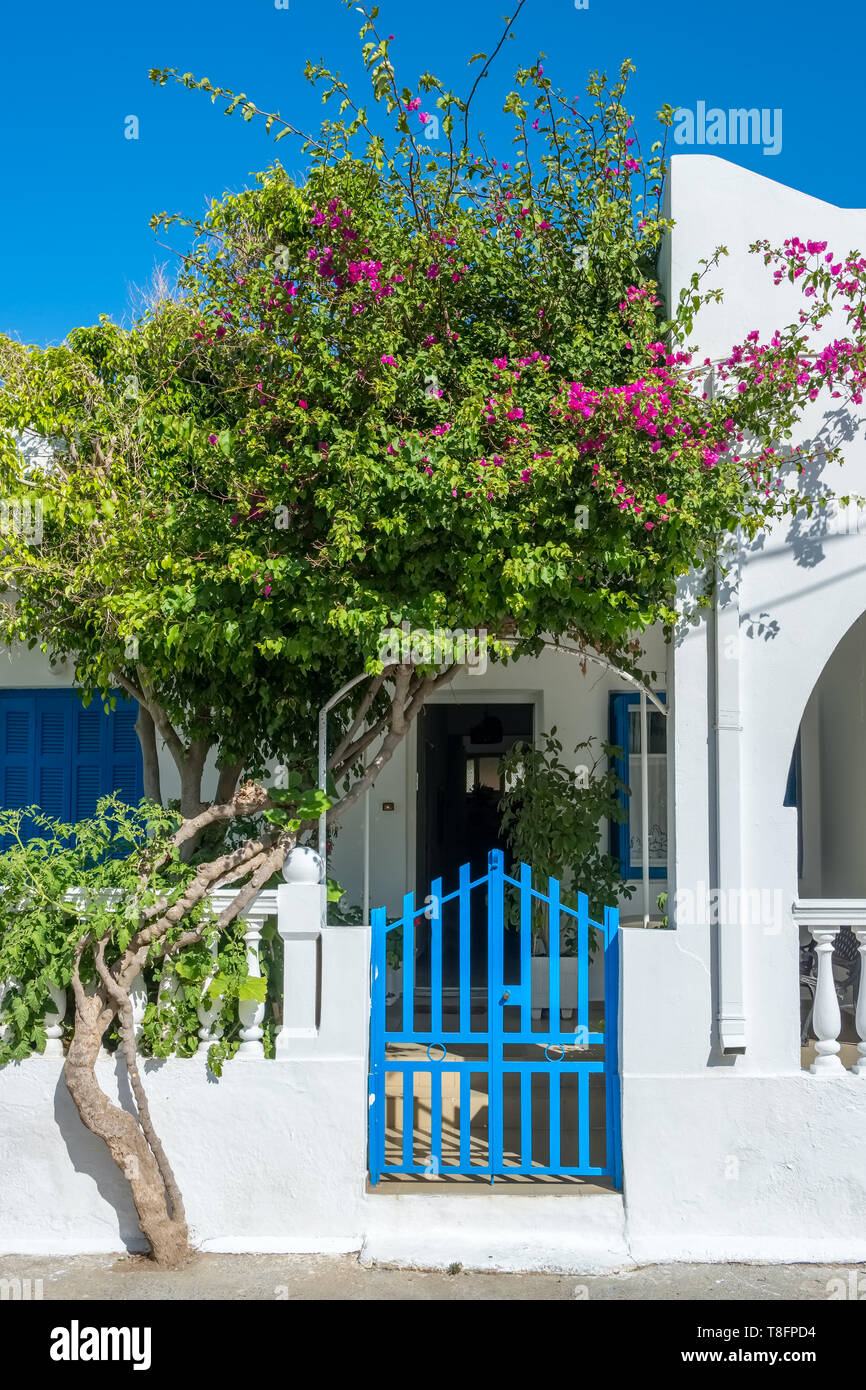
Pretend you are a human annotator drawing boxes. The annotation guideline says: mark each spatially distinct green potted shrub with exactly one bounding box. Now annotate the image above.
[498,730,634,1015]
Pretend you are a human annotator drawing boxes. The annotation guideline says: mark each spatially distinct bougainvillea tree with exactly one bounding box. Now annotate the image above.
[1,0,865,1264]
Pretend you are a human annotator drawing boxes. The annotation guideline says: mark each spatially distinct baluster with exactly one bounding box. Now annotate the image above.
[809,927,845,1073]
[0,977,18,1046]
[156,970,180,1050]
[852,927,866,1077]
[84,981,111,1059]
[197,939,225,1056]
[43,982,67,1059]
[237,917,266,1058]
[121,971,148,1050]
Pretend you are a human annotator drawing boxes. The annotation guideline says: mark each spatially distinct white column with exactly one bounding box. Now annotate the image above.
[42,982,66,1059]
[852,927,866,1076]
[809,927,844,1073]
[714,554,747,1052]
[275,846,324,1057]
[640,687,650,927]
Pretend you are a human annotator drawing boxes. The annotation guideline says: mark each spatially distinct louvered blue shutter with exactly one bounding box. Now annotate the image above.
[111,703,142,806]
[1,699,34,812]
[0,690,143,838]
[36,701,71,822]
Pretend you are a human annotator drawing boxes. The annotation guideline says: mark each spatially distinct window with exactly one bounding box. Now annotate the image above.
[0,689,143,839]
[609,691,668,879]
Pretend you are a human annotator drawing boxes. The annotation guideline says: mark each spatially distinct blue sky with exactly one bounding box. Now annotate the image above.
[0,0,858,346]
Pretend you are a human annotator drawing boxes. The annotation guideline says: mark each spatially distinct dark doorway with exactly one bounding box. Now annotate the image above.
[415,701,534,987]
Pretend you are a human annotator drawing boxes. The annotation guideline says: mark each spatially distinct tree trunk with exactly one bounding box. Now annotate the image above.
[64,994,191,1267]
[135,705,162,805]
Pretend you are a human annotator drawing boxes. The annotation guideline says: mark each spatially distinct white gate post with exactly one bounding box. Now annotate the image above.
[275,847,324,1056]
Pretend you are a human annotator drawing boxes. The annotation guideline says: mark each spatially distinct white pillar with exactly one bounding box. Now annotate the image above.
[275,846,324,1057]
[852,927,866,1077]
[42,982,66,1059]
[640,687,650,927]
[809,927,844,1073]
[714,554,747,1052]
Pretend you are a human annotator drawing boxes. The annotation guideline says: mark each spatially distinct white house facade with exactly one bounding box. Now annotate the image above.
[1,155,865,1270]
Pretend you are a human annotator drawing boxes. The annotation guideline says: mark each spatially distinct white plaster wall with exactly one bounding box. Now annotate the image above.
[616,155,866,1251]
[0,1051,627,1269]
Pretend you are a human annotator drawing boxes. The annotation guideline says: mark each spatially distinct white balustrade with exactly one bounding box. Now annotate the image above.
[794,902,866,1075]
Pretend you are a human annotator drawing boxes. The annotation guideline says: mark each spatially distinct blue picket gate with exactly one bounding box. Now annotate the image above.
[368,849,622,1185]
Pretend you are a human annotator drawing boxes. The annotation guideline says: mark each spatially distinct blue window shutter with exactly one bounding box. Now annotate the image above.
[110,704,142,806]
[0,690,143,837]
[0,699,35,843]
[608,690,668,880]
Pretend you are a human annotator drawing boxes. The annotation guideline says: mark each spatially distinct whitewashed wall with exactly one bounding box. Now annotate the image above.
[618,155,866,1260]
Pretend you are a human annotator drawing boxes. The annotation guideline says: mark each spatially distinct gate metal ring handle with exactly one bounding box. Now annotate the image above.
[427,1041,447,1062]
[544,1043,565,1062]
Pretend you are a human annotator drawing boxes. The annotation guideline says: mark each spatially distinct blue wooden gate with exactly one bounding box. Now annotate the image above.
[368,849,622,1185]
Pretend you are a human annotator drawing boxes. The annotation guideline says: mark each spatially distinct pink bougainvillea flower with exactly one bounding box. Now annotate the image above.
[427,264,440,279]
[381,354,397,365]
[298,400,308,409]
[208,434,218,445]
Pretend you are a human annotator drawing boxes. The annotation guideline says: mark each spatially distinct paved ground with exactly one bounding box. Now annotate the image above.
[0,1253,860,1300]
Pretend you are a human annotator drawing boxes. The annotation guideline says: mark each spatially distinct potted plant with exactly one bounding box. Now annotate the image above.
[498,730,634,1019]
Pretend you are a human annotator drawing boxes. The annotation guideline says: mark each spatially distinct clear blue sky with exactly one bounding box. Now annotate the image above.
[0,0,858,346]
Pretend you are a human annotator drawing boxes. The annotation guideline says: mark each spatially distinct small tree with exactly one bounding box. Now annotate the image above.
[498,731,632,950]
[1,3,864,1263]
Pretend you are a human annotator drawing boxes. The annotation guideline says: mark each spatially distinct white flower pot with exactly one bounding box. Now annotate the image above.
[531,954,578,1019]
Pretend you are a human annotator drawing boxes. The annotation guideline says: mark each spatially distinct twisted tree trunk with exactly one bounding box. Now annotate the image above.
[61,822,293,1267]
[64,994,190,1266]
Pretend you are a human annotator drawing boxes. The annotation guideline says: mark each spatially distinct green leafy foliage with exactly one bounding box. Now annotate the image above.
[498,730,634,951]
